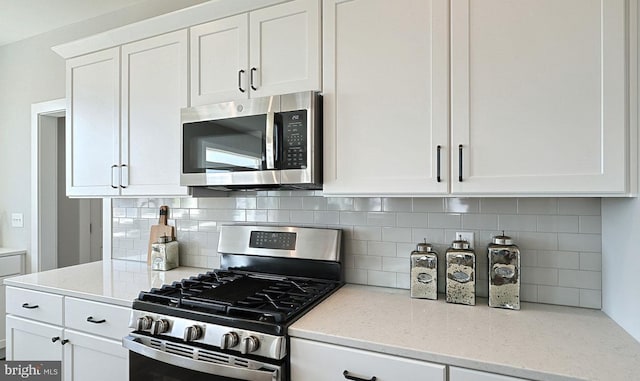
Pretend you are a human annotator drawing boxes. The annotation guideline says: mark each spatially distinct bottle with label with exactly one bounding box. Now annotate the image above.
[445,240,475,306]
[410,242,438,300]
[488,234,521,310]
[151,235,179,271]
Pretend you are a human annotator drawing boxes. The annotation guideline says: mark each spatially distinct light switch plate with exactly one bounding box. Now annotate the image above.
[11,213,24,228]
[456,231,474,249]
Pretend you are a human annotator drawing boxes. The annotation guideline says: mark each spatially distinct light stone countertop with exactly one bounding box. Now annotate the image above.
[289,284,640,381]
[3,260,205,307]
[0,248,26,257]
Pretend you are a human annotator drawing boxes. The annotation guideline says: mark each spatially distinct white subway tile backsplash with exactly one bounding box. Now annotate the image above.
[480,198,518,214]
[367,241,397,257]
[428,213,462,229]
[113,195,602,310]
[580,252,602,271]
[579,289,602,309]
[537,251,580,270]
[498,215,537,232]
[537,215,579,233]
[366,212,396,227]
[518,198,558,215]
[445,198,479,213]
[367,270,397,288]
[538,285,580,307]
[558,270,601,290]
[382,227,412,243]
[558,233,601,252]
[397,212,428,228]
[412,198,444,212]
[383,198,412,212]
[558,198,601,216]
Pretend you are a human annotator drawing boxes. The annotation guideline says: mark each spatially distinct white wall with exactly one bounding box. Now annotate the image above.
[0,0,207,258]
[601,199,640,342]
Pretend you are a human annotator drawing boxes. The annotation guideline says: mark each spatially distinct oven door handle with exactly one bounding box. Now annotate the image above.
[122,335,279,381]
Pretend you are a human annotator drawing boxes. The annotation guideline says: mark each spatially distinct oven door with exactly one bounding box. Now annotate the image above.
[123,334,282,381]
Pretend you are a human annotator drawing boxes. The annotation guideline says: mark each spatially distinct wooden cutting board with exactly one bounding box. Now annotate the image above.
[147,205,175,264]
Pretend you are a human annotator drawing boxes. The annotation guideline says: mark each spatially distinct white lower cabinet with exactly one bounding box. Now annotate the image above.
[63,329,128,381]
[5,287,130,381]
[449,367,527,381]
[5,315,63,361]
[290,338,446,381]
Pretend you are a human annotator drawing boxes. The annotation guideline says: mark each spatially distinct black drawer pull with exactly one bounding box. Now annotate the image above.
[61,339,69,345]
[343,370,377,381]
[51,336,60,343]
[87,316,106,324]
[22,303,39,309]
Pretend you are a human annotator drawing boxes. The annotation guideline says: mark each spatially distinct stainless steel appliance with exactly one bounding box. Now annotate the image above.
[488,234,521,310]
[410,242,438,300]
[181,91,322,191]
[123,225,342,381]
[445,240,476,306]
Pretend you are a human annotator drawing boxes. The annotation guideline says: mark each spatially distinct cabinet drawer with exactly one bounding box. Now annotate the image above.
[290,338,446,381]
[449,367,528,381]
[6,287,63,325]
[65,297,131,340]
[0,255,22,277]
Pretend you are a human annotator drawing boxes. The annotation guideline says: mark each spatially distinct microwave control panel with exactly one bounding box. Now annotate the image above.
[280,110,308,169]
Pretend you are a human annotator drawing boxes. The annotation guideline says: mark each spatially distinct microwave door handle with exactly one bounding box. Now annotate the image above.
[265,112,276,170]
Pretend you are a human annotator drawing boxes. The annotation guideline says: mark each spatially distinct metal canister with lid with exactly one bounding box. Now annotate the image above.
[488,233,520,310]
[445,240,475,305]
[410,241,438,300]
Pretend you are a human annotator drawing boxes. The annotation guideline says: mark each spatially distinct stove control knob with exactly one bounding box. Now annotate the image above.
[183,325,203,342]
[150,319,170,335]
[135,316,153,331]
[220,332,239,350]
[240,336,260,354]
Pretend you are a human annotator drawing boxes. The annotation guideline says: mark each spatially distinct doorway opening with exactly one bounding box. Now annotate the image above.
[31,99,102,273]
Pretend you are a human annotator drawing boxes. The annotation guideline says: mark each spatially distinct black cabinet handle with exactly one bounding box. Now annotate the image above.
[22,303,39,309]
[61,339,69,345]
[51,336,60,343]
[436,145,442,183]
[458,144,463,182]
[238,69,245,93]
[111,164,118,189]
[343,370,377,381]
[250,67,258,91]
[119,164,128,188]
[87,316,106,324]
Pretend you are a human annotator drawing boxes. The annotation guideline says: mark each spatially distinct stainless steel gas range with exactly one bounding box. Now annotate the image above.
[122,225,342,381]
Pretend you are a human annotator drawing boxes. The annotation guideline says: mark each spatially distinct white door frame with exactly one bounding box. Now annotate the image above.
[30,99,112,273]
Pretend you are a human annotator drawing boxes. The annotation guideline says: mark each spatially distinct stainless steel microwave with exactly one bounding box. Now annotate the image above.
[181,91,321,190]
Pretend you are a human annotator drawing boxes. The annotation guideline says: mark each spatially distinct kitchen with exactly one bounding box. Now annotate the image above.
[0,0,639,380]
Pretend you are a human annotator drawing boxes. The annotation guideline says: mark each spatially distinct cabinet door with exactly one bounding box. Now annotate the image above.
[190,14,249,106]
[449,367,527,381]
[249,0,321,97]
[66,48,120,197]
[121,30,189,196]
[290,338,446,381]
[323,0,449,196]
[5,315,63,361]
[451,0,627,195]
[63,329,128,381]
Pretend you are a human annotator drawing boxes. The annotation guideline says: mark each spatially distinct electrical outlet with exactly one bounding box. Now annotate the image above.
[11,213,24,228]
[456,231,474,249]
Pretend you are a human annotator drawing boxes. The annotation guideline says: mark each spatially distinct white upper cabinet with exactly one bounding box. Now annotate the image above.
[121,30,188,196]
[450,0,629,195]
[190,0,321,106]
[190,15,249,105]
[66,48,120,197]
[324,0,634,197]
[323,0,450,196]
